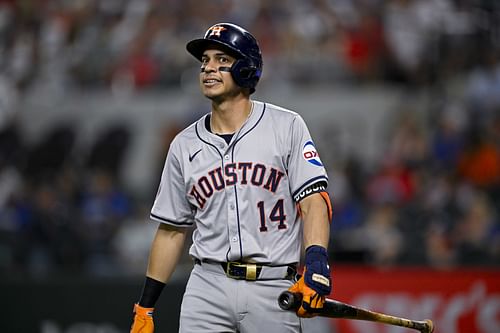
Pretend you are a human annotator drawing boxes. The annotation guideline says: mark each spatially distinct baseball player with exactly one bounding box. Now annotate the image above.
[130,22,333,333]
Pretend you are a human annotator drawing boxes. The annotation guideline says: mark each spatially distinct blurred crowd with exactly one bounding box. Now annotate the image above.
[0,0,499,277]
[0,0,499,91]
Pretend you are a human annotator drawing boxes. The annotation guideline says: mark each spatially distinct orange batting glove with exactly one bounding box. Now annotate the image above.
[288,270,326,318]
[130,303,154,333]
[288,245,332,317]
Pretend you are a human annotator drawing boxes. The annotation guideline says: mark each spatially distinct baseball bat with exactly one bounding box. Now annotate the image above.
[278,291,434,333]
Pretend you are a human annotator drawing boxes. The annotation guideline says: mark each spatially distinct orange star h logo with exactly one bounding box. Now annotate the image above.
[208,25,226,37]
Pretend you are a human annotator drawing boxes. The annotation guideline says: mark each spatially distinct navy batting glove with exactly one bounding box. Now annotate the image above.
[304,245,332,296]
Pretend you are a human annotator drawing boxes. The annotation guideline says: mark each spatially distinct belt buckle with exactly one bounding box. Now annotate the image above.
[226,262,258,280]
[245,263,257,280]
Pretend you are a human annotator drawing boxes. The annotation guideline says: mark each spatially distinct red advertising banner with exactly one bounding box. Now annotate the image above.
[327,266,500,333]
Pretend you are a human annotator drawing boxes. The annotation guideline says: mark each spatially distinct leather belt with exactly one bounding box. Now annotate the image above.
[194,258,296,281]
[222,262,261,280]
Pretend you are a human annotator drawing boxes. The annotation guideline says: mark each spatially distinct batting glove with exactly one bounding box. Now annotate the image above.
[304,245,331,296]
[288,245,332,317]
[288,272,326,318]
[130,303,154,333]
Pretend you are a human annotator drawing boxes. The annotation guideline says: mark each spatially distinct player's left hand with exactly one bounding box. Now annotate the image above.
[288,245,331,317]
[130,303,154,333]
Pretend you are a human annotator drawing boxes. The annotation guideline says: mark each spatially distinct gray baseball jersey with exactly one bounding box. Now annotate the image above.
[151,100,328,265]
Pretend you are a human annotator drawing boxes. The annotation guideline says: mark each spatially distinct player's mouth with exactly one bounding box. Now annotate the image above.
[203,77,222,87]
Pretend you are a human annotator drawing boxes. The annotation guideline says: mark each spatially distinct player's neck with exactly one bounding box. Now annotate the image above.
[210,97,253,135]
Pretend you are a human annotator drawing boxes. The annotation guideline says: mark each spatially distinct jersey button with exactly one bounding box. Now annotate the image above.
[229,204,235,210]
[231,237,238,242]
[224,155,230,160]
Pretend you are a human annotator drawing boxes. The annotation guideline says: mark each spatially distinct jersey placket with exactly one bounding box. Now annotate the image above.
[223,143,242,262]
[221,108,259,262]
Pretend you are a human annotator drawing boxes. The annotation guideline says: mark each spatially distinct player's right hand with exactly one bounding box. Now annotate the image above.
[288,245,331,317]
[288,272,325,318]
[303,245,331,297]
[130,303,154,333]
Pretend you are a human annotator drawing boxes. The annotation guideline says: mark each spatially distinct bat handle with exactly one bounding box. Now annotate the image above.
[278,291,302,311]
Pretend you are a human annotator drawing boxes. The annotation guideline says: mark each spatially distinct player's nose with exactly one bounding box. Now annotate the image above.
[201,59,217,73]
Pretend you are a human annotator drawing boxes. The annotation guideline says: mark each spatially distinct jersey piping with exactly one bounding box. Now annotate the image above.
[231,103,266,261]
[150,212,194,226]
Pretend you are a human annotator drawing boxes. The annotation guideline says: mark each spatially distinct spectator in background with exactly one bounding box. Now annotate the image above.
[425,222,456,268]
[430,102,466,171]
[457,129,500,191]
[382,0,455,85]
[359,203,403,266]
[340,3,387,81]
[366,155,415,207]
[79,124,133,275]
[490,114,500,212]
[389,110,429,168]
[0,125,23,218]
[29,182,83,274]
[79,169,131,275]
[329,161,366,232]
[453,192,499,266]
[465,47,500,126]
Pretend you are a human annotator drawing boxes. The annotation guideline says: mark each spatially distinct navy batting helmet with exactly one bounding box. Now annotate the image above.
[186,23,263,94]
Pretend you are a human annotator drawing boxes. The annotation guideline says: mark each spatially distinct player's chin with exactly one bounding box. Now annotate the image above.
[202,87,225,99]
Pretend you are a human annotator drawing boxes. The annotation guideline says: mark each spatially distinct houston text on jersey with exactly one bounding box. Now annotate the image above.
[189,162,285,209]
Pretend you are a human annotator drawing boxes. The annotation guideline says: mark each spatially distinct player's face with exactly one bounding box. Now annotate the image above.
[200,49,241,100]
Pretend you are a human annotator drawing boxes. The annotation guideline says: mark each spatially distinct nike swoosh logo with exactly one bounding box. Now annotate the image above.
[189,149,202,162]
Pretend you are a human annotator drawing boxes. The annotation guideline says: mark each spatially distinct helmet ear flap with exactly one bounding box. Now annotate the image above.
[231,59,260,89]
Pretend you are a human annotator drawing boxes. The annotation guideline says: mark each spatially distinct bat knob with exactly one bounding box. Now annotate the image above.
[422,319,434,333]
[278,291,302,311]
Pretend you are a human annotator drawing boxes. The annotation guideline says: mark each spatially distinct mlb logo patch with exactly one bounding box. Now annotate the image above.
[302,140,323,166]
